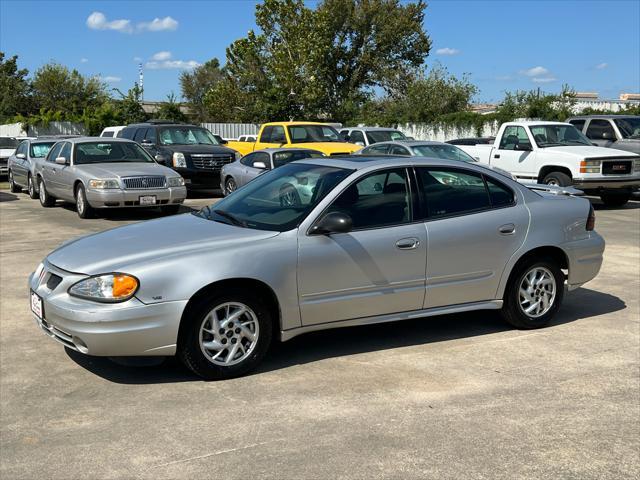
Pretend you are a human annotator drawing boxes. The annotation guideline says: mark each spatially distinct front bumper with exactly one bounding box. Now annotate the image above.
[564,232,605,290]
[573,175,640,191]
[29,262,188,356]
[173,167,223,190]
[0,159,7,175]
[86,186,187,208]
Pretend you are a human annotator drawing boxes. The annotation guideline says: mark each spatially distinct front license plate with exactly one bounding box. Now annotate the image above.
[139,195,157,205]
[30,290,43,320]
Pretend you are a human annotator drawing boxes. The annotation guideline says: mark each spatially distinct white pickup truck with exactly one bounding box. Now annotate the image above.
[457,121,640,207]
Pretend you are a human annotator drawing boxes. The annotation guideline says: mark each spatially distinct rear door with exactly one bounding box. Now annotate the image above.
[12,141,29,183]
[417,167,528,308]
[492,126,536,179]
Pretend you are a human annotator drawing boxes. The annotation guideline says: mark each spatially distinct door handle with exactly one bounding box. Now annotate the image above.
[494,154,500,159]
[498,223,516,235]
[396,237,420,250]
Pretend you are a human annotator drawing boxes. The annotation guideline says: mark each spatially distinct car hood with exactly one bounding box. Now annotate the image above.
[46,213,280,275]
[77,162,178,178]
[285,142,362,154]
[543,145,639,158]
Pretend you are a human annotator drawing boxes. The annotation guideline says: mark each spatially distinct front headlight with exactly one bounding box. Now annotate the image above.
[167,176,185,187]
[173,152,187,168]
[234,151,242,161]
[89,179,119,189]
[68,273,139,303]
[634,159,640,173]
[580,159,601,174]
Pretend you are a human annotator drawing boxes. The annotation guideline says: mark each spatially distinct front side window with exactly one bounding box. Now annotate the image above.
[133,128,146,142]
[365,130,406,144]
[349,130,366,144]
[411,144,476,162]
[0,137,18,148]
[30,142,55,158]
[568,119,586,132]
[59,142,71,161]
[326,168,411,230]
[120,128,136,140]
[46,143,63,162]
[530,124,591,147]
[363,144,389,155]
[288,125,340,144]
[15,141,28,156]
[250,152,270,169]
[74,142,155,164]
[272,150,323,168]
[389,145,410,156]
[240,153,256,167]
[613,118,640,139]
[418,168,491,218]
[158,127,218,146]
[196,163,353,232]
[499,126,532,150]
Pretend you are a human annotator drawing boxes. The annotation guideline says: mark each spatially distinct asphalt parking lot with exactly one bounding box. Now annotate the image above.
[1,188,638,479]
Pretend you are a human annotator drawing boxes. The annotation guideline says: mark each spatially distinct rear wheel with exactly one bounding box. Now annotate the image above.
[9,170,21,193]
[178,289,273,380]
[501,256,564,329]
[75,184,95,219]
[38,178,55,207]
[224,177,237,196]
[542,171,572,187]
[600,192,630,207]
[27,174,38,199]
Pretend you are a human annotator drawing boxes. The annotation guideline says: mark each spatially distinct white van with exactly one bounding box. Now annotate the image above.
[99,126,126,138]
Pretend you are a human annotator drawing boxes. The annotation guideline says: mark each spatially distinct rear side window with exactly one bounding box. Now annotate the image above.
[418,168,490,218]
[389,145,410,155]
[485,176,515,207]
[363,144,389,155]
[568,119,585,132]
[120,128,136,140]
[102,131,114,138]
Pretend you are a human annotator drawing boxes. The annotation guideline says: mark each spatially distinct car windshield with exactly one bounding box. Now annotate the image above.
[365,130,407,144]
[0,137,18,148]
[30,142,55,158]
[288,125,340,144]
[272,150,324,168]
[74,142,155,164]
[411,144,477,162]
[159,127,219,146]
[614,118,640,139]
[530,125,591,147]
[195,163,353,232]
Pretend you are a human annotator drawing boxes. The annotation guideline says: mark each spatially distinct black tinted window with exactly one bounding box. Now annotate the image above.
[46,143,63,162]
[418,168,490,218]
[133,128,146,142]
[349,130,365,144]
[240,153,256,166]
[568,119,585,132]
[327,168,411,229]
[485,176,515,207]
[120,128,136,140]
[145,128,157,143]
[15,141,28,156]
[389,145,410,155]
[59,143,71,160]
[586,119,615,140]
[260,126,273,143]
[102,131,114,138]
[364,144,389,155]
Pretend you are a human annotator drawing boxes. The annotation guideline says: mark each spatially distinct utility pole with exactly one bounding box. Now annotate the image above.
[139,63,144,101]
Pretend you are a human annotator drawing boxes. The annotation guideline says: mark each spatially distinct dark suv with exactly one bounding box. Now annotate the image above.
[120,121,240,192]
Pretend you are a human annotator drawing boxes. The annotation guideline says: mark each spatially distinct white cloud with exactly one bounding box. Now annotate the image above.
[102,76,121,83]
[133,56,142,62]
[520,66,549,77]
[80,58,89,63]
[86,12,133,34]
[532,77,557,83]
[595,62,608,70]
[435,47,460,56]
[86,12,179,34]
[152,51,172,61]
[138,16,178,32]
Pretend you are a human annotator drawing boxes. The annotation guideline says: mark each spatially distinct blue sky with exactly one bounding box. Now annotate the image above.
[1,0,638,103]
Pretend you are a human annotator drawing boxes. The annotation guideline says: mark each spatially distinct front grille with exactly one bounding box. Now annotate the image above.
[122,176,166,189]
[602,160,632,175]
[191,154,234,170]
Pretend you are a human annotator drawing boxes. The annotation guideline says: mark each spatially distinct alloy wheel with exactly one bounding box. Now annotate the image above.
[225,178,237,195]
[76,189,85,215]
[198,302,260,366]
[518,266,557,318]
[28,176,34,197]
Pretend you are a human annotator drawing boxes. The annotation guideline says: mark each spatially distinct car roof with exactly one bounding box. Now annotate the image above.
[261,121,332,127]
[343,127,402,132]
[295,155,481,171]
[365,140,448,148]
[568,115,639,119]
[52,136,136,145]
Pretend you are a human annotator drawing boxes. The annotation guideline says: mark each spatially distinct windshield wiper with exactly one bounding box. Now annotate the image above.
[213,209,247,227]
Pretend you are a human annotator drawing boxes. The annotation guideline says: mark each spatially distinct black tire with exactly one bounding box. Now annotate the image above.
[75,184,95,219]
[224,177,237,196]
[500,256,564,330]
[542,171,572,187]
[27,174,38,199]
[161,204,181,215]
[8,170,21,193]
[178,289,273,380]
[600,192,630,207]
[38,177,55,207]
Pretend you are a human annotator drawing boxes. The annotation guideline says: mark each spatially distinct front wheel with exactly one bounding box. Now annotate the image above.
[600,192,630,207]
[224,177,237,196]
[38,178,55,207]
[500,257,564,329]
[178,290,273,380]
[27,174,38,199]
[9,171,22,193]
[542,171,572,187]
[75,184,95,219]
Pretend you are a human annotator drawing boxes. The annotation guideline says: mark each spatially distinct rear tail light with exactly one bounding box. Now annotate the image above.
[586,204,595,231]
[580,159,601,174]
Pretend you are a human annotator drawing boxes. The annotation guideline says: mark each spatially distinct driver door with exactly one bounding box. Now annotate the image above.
[492,126,536,179]
[297,167,427,326]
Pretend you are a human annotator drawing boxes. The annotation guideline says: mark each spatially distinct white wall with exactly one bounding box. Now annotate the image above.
[397,121,501,142]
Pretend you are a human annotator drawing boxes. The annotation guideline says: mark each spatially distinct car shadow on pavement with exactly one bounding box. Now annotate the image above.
[64,287,625,384]
[0,191,19,202]
[57,202,199,221]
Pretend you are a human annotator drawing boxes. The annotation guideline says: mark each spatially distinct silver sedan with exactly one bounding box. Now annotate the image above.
[29,156,604,379]
[33,137,187,218]
[220,147,324,195]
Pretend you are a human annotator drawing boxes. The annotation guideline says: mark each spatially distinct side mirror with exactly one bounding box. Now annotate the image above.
[355,141,365,147]
[55,156,68,165]
[16,153,26,159]
[310,212,353,235]
[253,161,268,169]
[155,154,168,165]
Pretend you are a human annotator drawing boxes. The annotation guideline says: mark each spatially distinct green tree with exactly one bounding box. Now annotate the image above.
[0,52,32,122]
[180,59,224,122]
[31,62,107,116]
[156,92,188,123]
[206,0,431,123]
[113,84,147,124]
